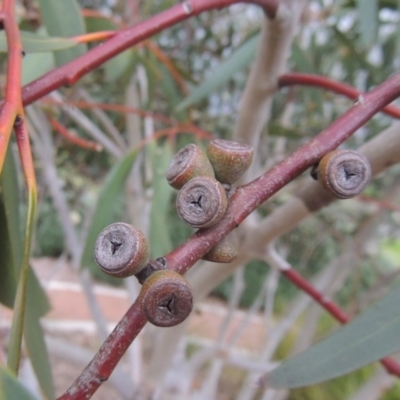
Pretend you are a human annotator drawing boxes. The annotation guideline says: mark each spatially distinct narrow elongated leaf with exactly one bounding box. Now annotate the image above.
[0,366,39,400]
[24,307,54,400]
[175,34,259,111]
[0,31,77,53]
[148,142,173,258]
[37,0,86,66]
[356,0,378,49]
[80,149,138,280]
[267,282,400,388]
[0,148,52,397]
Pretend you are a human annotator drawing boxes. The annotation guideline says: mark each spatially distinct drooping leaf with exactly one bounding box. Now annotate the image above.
[175,34,259,111]
[267,282,400,388]
[0,31,77,54]
[0,366,39,400]
[22,52,55,86]
[80,149,138,281]
[356,0,378,49]
[37,0,86,66]
[0,148,52,396]
[24,307,54,400]
[148,141,174,258]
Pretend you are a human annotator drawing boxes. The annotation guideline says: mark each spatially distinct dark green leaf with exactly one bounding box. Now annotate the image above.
[267,282,400,388]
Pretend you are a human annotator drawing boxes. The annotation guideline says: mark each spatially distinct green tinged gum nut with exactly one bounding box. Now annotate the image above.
[166,144,215,189]
[202,230,239,263]
[207,139,254,184]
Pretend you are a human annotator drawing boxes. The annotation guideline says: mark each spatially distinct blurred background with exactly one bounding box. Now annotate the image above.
[2,0,400,399]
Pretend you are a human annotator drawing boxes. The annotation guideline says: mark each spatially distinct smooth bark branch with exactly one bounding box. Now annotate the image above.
[20,0,278,107]
[279,72,400,119]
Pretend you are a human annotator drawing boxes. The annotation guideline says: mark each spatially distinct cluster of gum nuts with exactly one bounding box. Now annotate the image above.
[94,139,254,328]
[94,143,371,328]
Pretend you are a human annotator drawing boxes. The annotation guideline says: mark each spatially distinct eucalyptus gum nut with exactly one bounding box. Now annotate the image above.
[202,230,239,263]
[94,222,149,278]
[166,144,215,190]
[139,270,193,327]
[206,139,254,184]
[176,176,228,229]
[317,150,372,199]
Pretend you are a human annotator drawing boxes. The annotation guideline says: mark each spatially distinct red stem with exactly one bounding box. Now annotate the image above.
[279,72,400,119]
[20,0,278,107]
[281,268,400,377]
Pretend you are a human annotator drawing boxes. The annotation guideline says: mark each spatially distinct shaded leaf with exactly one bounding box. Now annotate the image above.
[0,148,52,396]
[37,0,86,66]
[148,142,174,258]
[356,0,378,49]
[176,34,259,111]
[22,52,55,86]
[0,366,39,400]
[267,282,400,388]
[0,31,77,54]
[80,149,138,281]
[24,307,54,400]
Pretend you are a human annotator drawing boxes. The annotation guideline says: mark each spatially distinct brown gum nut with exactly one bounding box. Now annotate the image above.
[94,222,149,278]
[202,230,239,263]
[139,270,193,327]
[176,176,228,229]
[166,144,215,190]
[206,139,254,184]
[317,150,372,199]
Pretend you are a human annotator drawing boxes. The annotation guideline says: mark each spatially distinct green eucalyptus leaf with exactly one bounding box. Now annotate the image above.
[80,149,138,282]
[356,0,378,49]
[176,34,259,111]
[267,282,400,388]
[0,366,39,400]
[37,0,86,66]
[148,142,174,258]
[22,52,55,86]
[0,31,77,54]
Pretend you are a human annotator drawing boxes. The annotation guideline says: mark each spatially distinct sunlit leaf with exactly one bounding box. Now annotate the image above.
[267,282,400,388]
[175,34,259,111]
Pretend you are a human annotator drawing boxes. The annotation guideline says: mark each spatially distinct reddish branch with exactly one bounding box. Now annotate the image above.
[48,117,103,151]
[279,72,400,119]
[0,0,24,170]
[281,268,400,376]
[20,0,278,107]
[58,71,400,399]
